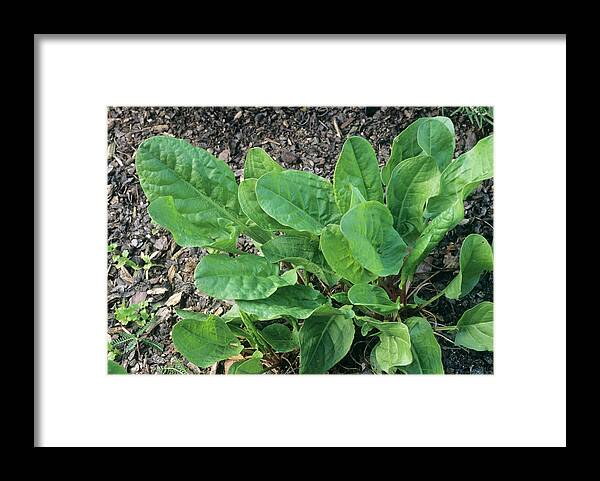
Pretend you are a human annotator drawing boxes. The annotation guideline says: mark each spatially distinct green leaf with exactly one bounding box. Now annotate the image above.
[244,147,283,180]
[348,284,399,315]
[416,118,455,171]
[299,309,355,374]
[381,117,453,184]
[174,309,212,321]
[147,196,240,252]
[261,323,299,352]
[107,359,127,375]
[400,196,465,286]
[426,135,493,218]
[136,136,240,212]
[387,153,441,244]
[238,179,287,232]
[194,254,296,301]
[404,317,444,374]
[445,234,493,299]
[333,136,384,213]
[256,170,341,235]
[236,285,327,320]
[229,357,265,374]
[340,201,408,276]
[349,185,367,209]
[372,322,412,373]
[320,224,377,285]
[171,315,243,368]
[261,235,339,286]
[136,136,271,245]
[455,301,493,351]
[331,292,349,305]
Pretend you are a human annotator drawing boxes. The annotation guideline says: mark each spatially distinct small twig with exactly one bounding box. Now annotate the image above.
[473,216,494,230]
[333,118,342,138]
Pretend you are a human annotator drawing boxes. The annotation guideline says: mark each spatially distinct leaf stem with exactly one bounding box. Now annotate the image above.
[417,289,445,309]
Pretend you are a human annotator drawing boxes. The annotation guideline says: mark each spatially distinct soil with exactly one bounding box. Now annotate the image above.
[107,106,493,374]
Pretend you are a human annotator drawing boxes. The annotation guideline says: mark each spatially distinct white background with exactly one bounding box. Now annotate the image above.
[36,35,566,447]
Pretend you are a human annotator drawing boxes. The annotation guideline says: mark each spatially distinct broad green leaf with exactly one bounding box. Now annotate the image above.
[400,196,465,286]
[136,136,271,245]
[416,118,455,171]
[372,322,412,373]
[404,317,444,374]
[261,235,339,286]
[194,254,296,301]
[148,196,241,252]
[381,116,453,184]
[107,359,127,375]
[299,309,355,374]
[320,225,377,285]
[426,135,493,218]
[455,301,493,351]
[136,136,240,212]
[261,323,299,352]
[174,309,212,321]
[243,147,283,180]
[331,292,349,305]
[445,234,493,299]
[236,285,327,320]
[333,136,384,213]
[238,179,287,231]
[256,170,341,235]
[340,201,408,276]
[348,284,398,315]
[171,315,243,368]
[349,185,367,209]
[229,357,265,374]
[387,153,440,244]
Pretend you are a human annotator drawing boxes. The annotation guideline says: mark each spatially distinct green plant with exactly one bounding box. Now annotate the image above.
[134,116,494,374]
[109,245,140,271]
[450,106,494,129]
[109,323,163,358]
[114,300,153,327]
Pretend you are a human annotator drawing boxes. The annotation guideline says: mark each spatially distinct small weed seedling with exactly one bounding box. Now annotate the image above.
[114,300,153,327]
[132,115,494,374]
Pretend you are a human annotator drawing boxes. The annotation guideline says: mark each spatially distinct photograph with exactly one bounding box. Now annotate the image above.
[106,106,494,375]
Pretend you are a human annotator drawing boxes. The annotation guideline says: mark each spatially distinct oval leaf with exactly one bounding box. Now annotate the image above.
[238,179,286,231]
[261,323,299,353]
[404,317,444,374]
[381,117,454,184]
[372,322,412,373]
[445,234,493,299]
[299,310,355,374]
[256,170,341,235]
[333,136,384,213]
[455,301,493,351]
[320,225,377,285]
[172,315,243,368]
[426,135,493,218]
[148,196,240,251]
[136,136,240,214]
[194,254,295,301]
[348,284,399,315]
[244,147,283,180]
[236,285,327,320]
[387,153,440,244]
[340,201,408,276]
[417,118,456,171]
